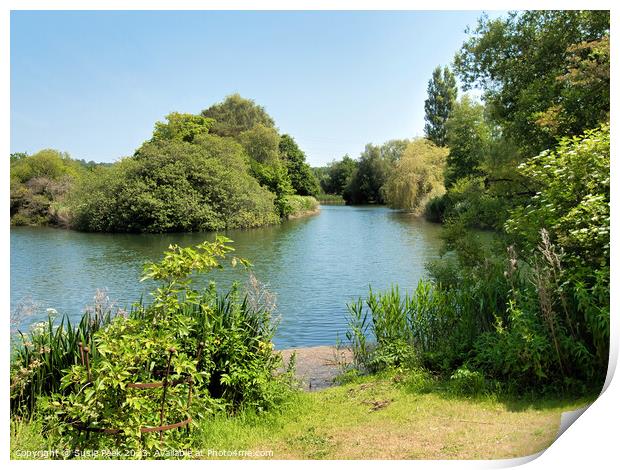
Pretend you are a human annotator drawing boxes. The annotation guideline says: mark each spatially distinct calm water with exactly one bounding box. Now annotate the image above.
[10,205,443,348]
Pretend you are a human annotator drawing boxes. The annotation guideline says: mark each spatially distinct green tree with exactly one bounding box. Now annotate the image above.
[344,144,392,204]
[379,139,410,162]
[151,112,215,144]
[534,35,609,140]
[10,149,83,226]
[322,155,357,195]
[239,124,281,165]
[71,137,279,233]
[444,96,491,187]
[237,124,293,217]
[454,10,610,155]
[382,139,448,213]
[423,66,458,146]
[201,93,276,137]
[279,134,320,196]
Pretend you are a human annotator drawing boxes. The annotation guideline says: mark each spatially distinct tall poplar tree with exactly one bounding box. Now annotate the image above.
[423,66,458,147]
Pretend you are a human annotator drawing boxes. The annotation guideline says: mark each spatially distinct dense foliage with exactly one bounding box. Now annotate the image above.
[279,134,321,197]
[454,10,609,156]
[10,150,86,226]
[201,93,276,138]
[444,96,490,188]
[71,136,279,232]
[423,66,457,146]
[316,155,356,195]
[346,10,609,395]
[11,96,321,232]
[11,238,292,453]
[382,139,447,213]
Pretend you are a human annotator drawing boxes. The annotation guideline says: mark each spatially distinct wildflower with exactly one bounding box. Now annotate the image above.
[30,321,47,336]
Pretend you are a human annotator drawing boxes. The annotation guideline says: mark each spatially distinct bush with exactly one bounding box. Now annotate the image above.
[70,138,279,233]
[442,176,508,230]
[423,194,448,222]
[448,367,486,397]
[27,238,290,453]
[284,195,319,218]
[10,150,81,227]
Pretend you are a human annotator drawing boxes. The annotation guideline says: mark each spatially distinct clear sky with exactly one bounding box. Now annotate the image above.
[11,10,500,166]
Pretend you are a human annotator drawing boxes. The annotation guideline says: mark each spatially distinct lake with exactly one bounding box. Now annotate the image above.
[10,205,443,348]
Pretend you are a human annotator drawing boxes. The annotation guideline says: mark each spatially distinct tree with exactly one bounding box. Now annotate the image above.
[423,66,458,146]
[454,10,610,156]
[10,149,83,226]
[322,155,357,195]
[379,139,410,162]
[279,134,320,196]
[534,35,609,140]
[71,138,279,233]
[201,93,276,137]
[239,124,281,165]
[151,112,215,144]
[382,139,448,213]
[444,96,491,187]
[344,144,392,205]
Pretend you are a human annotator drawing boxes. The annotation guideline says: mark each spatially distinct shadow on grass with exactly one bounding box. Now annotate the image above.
[334,366,600,413]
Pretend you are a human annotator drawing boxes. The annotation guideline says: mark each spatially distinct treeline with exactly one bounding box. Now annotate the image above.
[346,10,610,393]
[10,94,320,233]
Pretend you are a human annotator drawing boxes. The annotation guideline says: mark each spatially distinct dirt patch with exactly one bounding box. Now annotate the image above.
[279,345,352,391]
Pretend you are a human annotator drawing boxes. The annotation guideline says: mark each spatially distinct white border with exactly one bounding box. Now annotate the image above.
[3,2,617,469]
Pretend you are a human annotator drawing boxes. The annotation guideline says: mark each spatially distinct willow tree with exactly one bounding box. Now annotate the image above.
[382,139,448,213]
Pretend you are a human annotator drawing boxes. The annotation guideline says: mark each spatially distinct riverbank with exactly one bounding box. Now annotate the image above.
[285,195,320,220]
[286,206,321,220]
[280,345,352,390]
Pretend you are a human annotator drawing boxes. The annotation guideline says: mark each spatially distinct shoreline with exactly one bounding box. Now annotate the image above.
[286,206,321,220]
[278,345,352,391]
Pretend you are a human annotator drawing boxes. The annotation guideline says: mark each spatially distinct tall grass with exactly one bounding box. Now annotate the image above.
[284,195,319,217]
[316,193,345,205]
[346,282,459,372]
[10,305,118,416]
[345,229,607,392]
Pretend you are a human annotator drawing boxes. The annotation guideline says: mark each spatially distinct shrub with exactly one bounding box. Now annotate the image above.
[448,367,486,397]
[10,150,80,227]
[70,138,279,233]
[423,194,448,222]
[40,237,289,453]
[284,195,319,218]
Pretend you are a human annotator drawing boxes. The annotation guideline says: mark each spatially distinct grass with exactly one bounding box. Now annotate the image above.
[316,193,345,204]
[190,372,592,460]
[11,370,594,460]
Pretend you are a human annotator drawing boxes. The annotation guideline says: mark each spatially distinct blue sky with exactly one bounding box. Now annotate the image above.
[11,10,501,166]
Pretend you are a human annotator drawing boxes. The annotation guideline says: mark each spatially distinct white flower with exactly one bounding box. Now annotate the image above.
[30,321,47,336]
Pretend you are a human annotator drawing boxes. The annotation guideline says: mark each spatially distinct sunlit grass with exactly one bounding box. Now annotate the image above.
[190,372,592,460]
[11,369,593,460]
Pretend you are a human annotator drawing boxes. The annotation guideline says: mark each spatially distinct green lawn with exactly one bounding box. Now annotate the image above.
[11,371,593,460]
